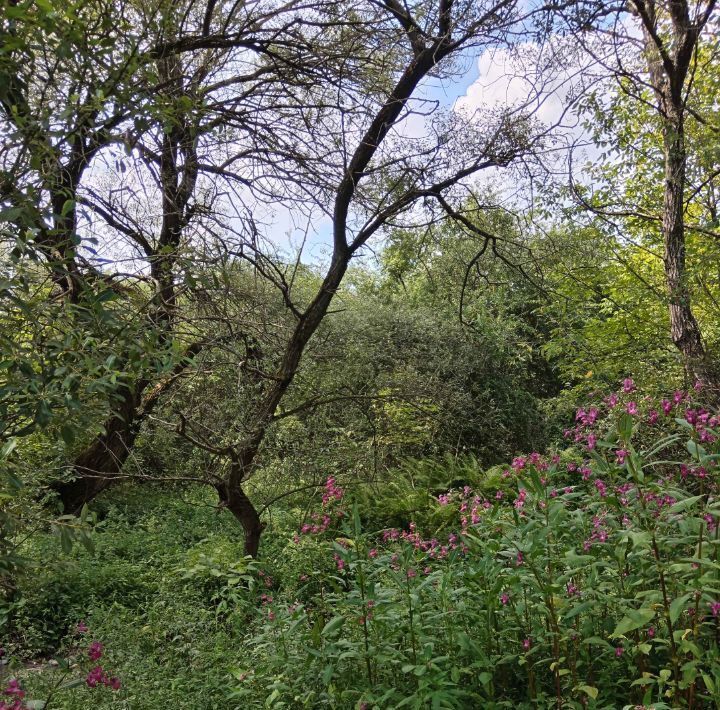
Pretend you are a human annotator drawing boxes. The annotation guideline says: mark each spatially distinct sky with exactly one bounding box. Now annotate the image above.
[291,43,590,265]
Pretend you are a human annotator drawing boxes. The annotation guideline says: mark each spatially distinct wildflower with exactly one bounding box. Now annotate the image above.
[88,642,103,661]
[86,666,104,688]
[3,680,24,699]
[512,456,526,471]
[522,638,531,650]
[586,433,597,450]
[500,593,510,605]
[622,378,635,393]
[710,601,720,617]
[322,477,344,505]
[76,621,88,634]
[406,568,416,579]
[368,548,377,558]
[615,449,628,465]
[661,398,672,415]
[615,646,624,657]
[607,392,619,408]
[495,490,504,500]
[626,401,638,415]
[566,582,579,596]
[515,551,524,566]
[648,410,659,425]
[647,627,655,638]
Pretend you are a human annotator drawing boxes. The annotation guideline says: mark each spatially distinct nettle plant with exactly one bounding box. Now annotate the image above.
[232,382,720,709]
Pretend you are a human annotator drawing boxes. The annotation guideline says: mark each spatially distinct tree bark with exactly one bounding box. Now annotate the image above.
[54,342,203,512]
[633,0,719,392]
[662,102,712,386]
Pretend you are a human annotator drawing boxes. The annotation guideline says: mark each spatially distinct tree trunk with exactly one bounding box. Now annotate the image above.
[218,483,264,558]
[54,343,202,512]
[662,95,716,391]
[634,0,719,393]
[54,383,141,513]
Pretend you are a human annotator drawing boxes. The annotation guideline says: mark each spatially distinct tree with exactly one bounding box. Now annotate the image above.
[168,0,554,556]
[0,0,370,510]
[564,0,719,388]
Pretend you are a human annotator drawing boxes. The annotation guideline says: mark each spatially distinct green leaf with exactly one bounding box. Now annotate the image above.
[611,607,655,638]
[618,413,634,442]
[60,423,75,445]
[321,616,345,637]
[670,593,693,624]
[578,685,598,699]
[667,495,704,514]
[687,440,707,462]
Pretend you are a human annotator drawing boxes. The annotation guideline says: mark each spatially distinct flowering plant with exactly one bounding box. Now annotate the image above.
[233,381,720,707]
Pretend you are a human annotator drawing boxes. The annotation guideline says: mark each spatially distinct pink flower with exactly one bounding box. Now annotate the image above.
[622,378,635,393]
[86,666,103,688]
[500,593,510,605]
[615,646,624,657]
[514,489,527,510]
[648,410,659,425]
[512,456,527,471]
[3,680,24,699]
[368,548,378,558]
[88,641,103,661]
[515,551,524,566]
[607,393,619,408]
[710,601,720,617]
[522,638,531,650]
[406,568,416,579]
[615,449,628,465]
[586,433,596,451]
[626,401,638,416]
[495,490,504,500]
[76,621,88,634]
[647,626,655,638]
